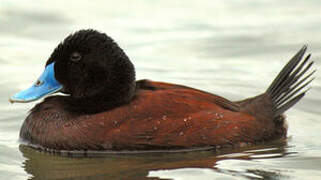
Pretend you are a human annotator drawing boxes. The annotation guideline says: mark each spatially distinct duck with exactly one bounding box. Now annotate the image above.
[10,29,315,151]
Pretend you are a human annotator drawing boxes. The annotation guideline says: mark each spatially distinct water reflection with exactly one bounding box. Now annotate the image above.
[20,140,289,180]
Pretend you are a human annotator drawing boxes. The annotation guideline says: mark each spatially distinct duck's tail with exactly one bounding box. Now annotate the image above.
[265,45,315,117]
[239,46,315,119]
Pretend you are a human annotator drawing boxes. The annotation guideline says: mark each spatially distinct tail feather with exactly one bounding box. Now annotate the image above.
[266,45,315,117]
[272,55,313,101]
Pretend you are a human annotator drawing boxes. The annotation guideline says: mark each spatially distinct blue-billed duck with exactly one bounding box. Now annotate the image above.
[10,29,315,151]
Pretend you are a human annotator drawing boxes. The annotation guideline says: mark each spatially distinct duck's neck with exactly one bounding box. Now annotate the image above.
[62,62,136,114]
[63,90,134,114]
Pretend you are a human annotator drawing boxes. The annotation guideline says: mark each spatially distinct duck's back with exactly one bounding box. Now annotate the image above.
[20,80,284,151]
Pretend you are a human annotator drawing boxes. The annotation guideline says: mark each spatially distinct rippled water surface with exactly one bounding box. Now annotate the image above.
[1,1,321,179]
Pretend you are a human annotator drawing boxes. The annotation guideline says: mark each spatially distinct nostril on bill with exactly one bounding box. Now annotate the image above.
[35,80,44,86]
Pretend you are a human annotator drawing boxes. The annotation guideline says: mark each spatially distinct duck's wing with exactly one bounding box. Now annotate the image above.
[214,96,240,112]
[136,79,240,112]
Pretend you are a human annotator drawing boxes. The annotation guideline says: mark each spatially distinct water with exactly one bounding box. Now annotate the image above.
[1,0,321,179]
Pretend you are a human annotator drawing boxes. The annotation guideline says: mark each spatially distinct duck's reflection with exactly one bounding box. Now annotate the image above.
[20,140,290,180]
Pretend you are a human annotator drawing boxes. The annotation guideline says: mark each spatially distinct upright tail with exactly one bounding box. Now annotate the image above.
[238,46,315,119]
[265,45,315,117]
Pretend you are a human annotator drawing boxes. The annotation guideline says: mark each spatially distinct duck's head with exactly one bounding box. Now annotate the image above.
[10,29,136,113]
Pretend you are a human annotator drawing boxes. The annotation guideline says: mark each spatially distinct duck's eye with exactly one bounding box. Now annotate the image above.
[70,52,82,62]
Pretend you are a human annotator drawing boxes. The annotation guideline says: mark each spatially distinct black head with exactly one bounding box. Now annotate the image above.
[46,29,136,113]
